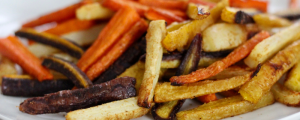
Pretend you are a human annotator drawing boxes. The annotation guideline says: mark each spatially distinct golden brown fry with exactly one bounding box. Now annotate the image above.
[65,97,150,120]
[221,7,254,24]
[253,14,292,27]
[176,92,274,120]
[284,62,300,92]
[244,22,300,68]
[271,83,300,106]
[76,2,114,20]
[166,21,190,32]
[208,66,252,79]
[154,72,253,103]
[187,3,210,20]
[239,40,300,103]
[160,56,221,69]
[162,0,228,52]
[0,55,17,85]
[138,20,166,108]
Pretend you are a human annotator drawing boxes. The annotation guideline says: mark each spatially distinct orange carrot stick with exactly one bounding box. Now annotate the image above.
[86,19,148,80]
[196,93,218,103]
[229,0,268,12]
[22,3,82,28]
[150,7,186,22]
[170,31,270,85]
[189,0,216,8]
[290,0,298,9]
[0,36,53,81]
[102,0,149,16]
[45,18,96,36]
[145,9,174,24]
[77,6,140,72]
[139,0,188,11]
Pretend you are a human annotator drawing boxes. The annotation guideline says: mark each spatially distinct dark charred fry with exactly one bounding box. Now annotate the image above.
[93,37,146,84]
[42,56,92,88]
[221,7,255,24]
[19,77,136,115]
[235,11,255,24]
[152,34,202,120]
[1,75,73,97]
[201,50,231,58]
[15,28,84,59]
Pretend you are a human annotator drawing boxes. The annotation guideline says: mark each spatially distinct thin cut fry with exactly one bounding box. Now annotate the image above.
[65,97,150,120]
[22,3,82,28]
[138,20,166,108]
[271,83,300,107]
[162,0,228,52]
[284,62,300,92]
[244,22,300,68]
[177,92,274,120]
[170,31,269,85]
[77,7,140,72]
[239,40,300,103]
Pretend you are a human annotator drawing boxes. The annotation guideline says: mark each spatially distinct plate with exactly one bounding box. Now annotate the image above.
[0,0,300,120]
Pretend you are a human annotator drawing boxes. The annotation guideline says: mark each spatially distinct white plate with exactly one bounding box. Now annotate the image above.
[0,0,300,120]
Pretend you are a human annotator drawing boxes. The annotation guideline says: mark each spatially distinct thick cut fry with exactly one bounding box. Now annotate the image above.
[0,36,53,81]
[187,3,210,20]
[77,7,140,72]
[45,18,96,36]
[253,14,292,27]
[189,0,216,8]
[138,20,166,108]
[162,0,228,52]
[22,3,82,28]
[155,72,254,103]
[65,97,150,120]
[284,62,300,92]
[239,40,300,103]
[0,56,18,85]
[102,0,148,16]
[86,19,148,80]
[177,92,274,120]
[166,21,190,32]
[221,7,254,24]
[76,2,114,20]
[139,0,188,11]
[170,31,269,85]
[229,0,268,12]
[244,22,300,68]
[271,83,300,107]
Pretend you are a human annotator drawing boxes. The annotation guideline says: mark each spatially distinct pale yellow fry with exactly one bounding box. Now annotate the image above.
[271,83,300,106]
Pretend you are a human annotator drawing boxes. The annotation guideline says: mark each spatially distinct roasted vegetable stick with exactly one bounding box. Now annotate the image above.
[93,38,146,84]
[177,92,274,120]
[229,0,268,12]
[151,100,185,120]
[155,72,255,103]
[273,9,300,21]
[187,3,210,20]
[196,93,218,103]
[86,19,148,80]
[239,40,300,103]
[66,97,150,120]
[118,62,145,92]
[145,8,186,24]
[170,31,269,85]
[244,22,300,68]
[0,56,18,85]
[28,43,60,58]
[253,14,292,27]
[145,10,174,25]
[138,20,166,108]
[1,75,73,97]
[42,56,92,88]
[162,0,228,52]
[219,90,239,97]
[166,21,190,32]
[77,7,140,72]
[76,2,114,20]
[102,0,148,16]
[22,3,82,28]
[271,83,300,107]
[45,18,96,36]
[139,0,188,11]
[208,66,252,80]
[221,7,254,24]
[0,36,53,81]
[15,28,84,59]
[284,62,300,92]
[189,0,216,8]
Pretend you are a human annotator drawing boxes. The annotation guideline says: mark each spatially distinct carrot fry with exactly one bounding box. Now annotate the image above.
[145,8,186,24]
[86,19,148,80]
[170,31,270,85]
[197,93,218,103]
[139,0,188,11]
[77,7,140,72]
[145,10,174,24]
[45,18,96,36]
[0,36,53,81]
[22,3,82,28]
[229,0,268,12]
[102,0,149,16]
[189,0,216,8]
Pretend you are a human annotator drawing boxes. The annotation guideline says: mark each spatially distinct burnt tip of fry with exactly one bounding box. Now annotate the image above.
[235,11,255,24]
[250,63,262,78]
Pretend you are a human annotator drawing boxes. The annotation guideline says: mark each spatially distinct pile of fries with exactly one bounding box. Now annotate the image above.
[1,0,300,119]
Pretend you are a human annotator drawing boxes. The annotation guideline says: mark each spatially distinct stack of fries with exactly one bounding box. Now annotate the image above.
[1,0,300,120]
